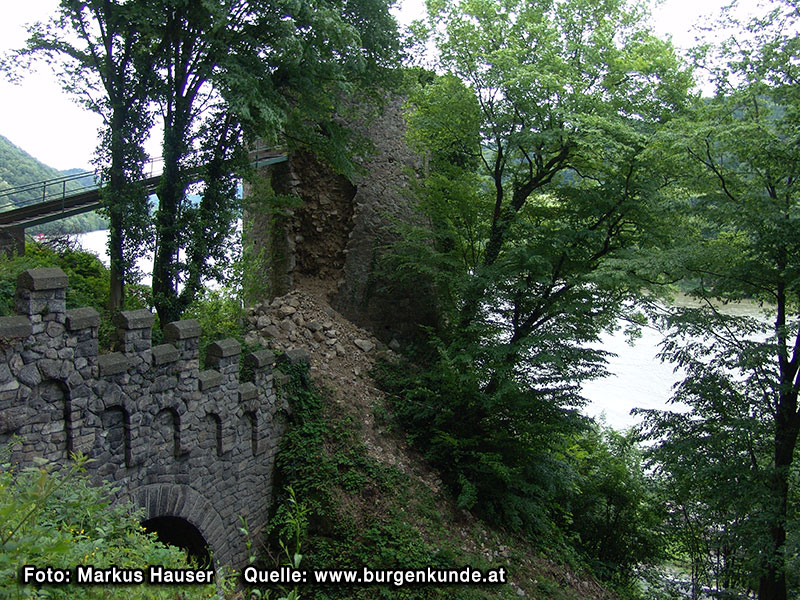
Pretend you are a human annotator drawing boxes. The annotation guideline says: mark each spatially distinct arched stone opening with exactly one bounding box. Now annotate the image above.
[142,516,211,567]
[122,483,233,566]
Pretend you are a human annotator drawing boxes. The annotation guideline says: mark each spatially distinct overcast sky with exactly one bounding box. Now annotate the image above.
[1,0,737,172]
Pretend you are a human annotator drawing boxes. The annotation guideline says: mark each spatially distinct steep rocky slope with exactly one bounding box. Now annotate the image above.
[243,277,618,600]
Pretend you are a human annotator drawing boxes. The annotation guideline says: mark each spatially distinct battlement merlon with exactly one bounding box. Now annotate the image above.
[14,268,68,321]
[1,266,290,403]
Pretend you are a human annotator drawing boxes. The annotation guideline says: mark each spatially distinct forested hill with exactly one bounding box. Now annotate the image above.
[0,134,107,234]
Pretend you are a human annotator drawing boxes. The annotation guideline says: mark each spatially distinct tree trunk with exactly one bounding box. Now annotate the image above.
[108,109,126,313]
[758,398,799,600]
[153,106,191,327]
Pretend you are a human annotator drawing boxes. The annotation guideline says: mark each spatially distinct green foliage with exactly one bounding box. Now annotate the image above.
[183,287,246,365]
[631,1,800,597]
[0,449,217,599]
[265,365,508,600]
[378,0,695,588]
[564,425,666,585]
[373,352,583,538]
[0,242,109,316]
[636,309,791,597]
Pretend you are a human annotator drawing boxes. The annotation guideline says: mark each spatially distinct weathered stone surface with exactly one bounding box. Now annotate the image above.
[114,309,155,330]
[164,319,202,341]
[198,370,222,390]
[17,364,41,387]
[66,307,101,330]
[353,339,375,353]
[239,382,258,401]
[0,315,32,339]
[152,344,180,366]
[284,348,310,365]
[246,97,434,343]
[1,272,293,571]
[0,363,11,383]
[98,352,130,376]
[17,268,68,291]
[207,338,241,359]
[245,349,276,369]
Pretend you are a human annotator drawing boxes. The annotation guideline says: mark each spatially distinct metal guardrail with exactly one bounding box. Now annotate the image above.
[0,147,284,217]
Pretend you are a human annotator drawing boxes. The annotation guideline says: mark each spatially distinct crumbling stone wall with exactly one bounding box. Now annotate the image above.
[247,96,439,343]
[0,268,301,567]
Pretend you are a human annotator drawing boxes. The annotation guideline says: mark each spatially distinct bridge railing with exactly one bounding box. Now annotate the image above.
[0,170,98,212]
[0,146,281,214]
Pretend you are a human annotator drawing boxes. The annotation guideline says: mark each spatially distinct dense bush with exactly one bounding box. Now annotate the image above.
[564,425,666,586]
[0,449,221,599]
[372,351,583,537]
[373,354,666,590]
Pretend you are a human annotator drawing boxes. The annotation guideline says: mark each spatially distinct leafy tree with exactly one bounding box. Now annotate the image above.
[7,0,155,312]
[144,0,400,326]
[418,0,691,332]
[8,0,400,326]
[637,2,800,598]
[380,0,691,549]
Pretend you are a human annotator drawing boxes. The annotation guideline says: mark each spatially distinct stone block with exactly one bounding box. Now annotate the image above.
[46,322,65,338]
[66,307,100,330]
[245,349,275,369]
[199,370,222,391]
[98,352,130,376]
[17,268,68,291]
[207,338,241,359]
[164,319,202,341]
[152,344,179,366]
[0,363,10,384]
[114,309,155,330]
[284,348,310,365]
[0,315,31,339]
[17,364,42,387]
[239,382,257,402]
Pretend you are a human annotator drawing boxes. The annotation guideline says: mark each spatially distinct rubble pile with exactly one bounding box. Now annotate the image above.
[243,289,387,381]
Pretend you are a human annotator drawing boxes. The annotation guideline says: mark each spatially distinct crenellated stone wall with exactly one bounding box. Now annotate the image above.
[0,267,302,568]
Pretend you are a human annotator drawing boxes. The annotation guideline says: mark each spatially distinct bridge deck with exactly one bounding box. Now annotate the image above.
[0,150,286,235]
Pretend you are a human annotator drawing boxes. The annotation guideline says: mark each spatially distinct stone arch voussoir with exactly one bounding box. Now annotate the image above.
[119,483,231,566]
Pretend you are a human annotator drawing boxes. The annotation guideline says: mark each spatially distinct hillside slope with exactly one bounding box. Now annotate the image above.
[0,134,106,234]
[245,277,618,600]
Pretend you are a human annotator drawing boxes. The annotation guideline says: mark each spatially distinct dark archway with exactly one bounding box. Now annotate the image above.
[141,516,211,567]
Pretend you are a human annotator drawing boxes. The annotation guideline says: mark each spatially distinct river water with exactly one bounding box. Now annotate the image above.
[582,300,772,431]
[581,324,684,431]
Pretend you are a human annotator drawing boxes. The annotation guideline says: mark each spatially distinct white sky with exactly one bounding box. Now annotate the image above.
[0,0,743,172]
